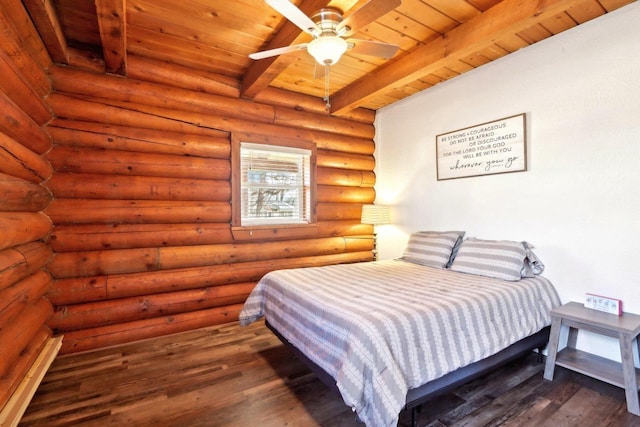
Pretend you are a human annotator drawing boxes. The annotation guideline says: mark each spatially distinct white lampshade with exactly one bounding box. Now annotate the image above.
[307,36,348,66]
[361,204,391,225]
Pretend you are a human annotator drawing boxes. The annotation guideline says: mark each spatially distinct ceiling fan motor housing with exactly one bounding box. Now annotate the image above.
[310,7,349,36]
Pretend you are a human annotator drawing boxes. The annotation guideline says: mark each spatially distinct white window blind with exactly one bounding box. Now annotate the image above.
[240,142,311,225]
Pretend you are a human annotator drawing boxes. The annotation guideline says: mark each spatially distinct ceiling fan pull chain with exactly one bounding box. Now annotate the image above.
[324,65,331,110]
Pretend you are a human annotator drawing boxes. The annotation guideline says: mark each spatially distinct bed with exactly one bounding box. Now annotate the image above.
[239,232,561,427]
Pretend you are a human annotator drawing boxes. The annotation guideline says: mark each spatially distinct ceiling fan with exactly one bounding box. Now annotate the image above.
[249,0,401,69]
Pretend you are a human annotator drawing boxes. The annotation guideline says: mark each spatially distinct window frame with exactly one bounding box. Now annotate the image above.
[231,133,317,239]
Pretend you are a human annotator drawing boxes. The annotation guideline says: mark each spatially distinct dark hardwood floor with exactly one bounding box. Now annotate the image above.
[20,320,640,427]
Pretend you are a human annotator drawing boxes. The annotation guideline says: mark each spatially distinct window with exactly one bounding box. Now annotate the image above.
[231,135,316,230]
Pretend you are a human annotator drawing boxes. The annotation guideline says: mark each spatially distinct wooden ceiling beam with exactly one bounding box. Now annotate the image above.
[95,0,127,75]
[241,0,331,99]
[330,0,593,115]
[21,0,69,64]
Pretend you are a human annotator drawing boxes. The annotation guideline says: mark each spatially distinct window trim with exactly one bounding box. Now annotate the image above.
[231,133,317,239]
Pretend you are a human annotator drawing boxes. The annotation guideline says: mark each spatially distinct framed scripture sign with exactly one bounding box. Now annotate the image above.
[436,113,526,180]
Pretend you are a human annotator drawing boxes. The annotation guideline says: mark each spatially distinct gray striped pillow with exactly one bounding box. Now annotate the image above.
[402,231,464,268]
[449,238,527,281]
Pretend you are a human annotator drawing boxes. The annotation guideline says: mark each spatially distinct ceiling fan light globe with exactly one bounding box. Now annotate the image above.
[308,36,347,66]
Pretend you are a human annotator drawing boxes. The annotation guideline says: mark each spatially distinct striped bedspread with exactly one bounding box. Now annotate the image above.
[239,259,561,427]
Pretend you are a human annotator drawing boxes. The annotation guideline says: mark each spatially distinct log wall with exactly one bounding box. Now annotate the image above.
[44,58,377,355]
[0,0,378,414]
[0,1,55,412]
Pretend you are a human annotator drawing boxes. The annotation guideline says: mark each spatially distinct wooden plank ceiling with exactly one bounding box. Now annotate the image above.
[24,0,636,116]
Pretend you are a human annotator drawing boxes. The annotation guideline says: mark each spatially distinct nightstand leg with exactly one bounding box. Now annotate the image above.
[544,316,562,381]
[619,334,639,416]
[567,326,578,348]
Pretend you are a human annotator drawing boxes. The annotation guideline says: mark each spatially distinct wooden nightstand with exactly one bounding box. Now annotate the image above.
[543,301,640,416]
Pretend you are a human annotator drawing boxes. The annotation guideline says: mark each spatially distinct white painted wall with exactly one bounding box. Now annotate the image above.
[373,2,640,362]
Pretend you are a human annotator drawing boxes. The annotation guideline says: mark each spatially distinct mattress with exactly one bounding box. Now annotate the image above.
[239,259,561,427]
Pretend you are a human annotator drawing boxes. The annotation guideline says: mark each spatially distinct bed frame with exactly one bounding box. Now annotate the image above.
[266,320,550,427]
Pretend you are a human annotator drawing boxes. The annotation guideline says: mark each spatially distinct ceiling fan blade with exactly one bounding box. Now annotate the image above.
[265,0,320,35]
[348,39,399,59]
[313,63,328,80]
[337,0,401,37]
[249,43,309,60]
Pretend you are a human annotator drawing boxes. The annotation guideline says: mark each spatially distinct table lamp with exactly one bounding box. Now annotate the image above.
[360,204,391,261]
